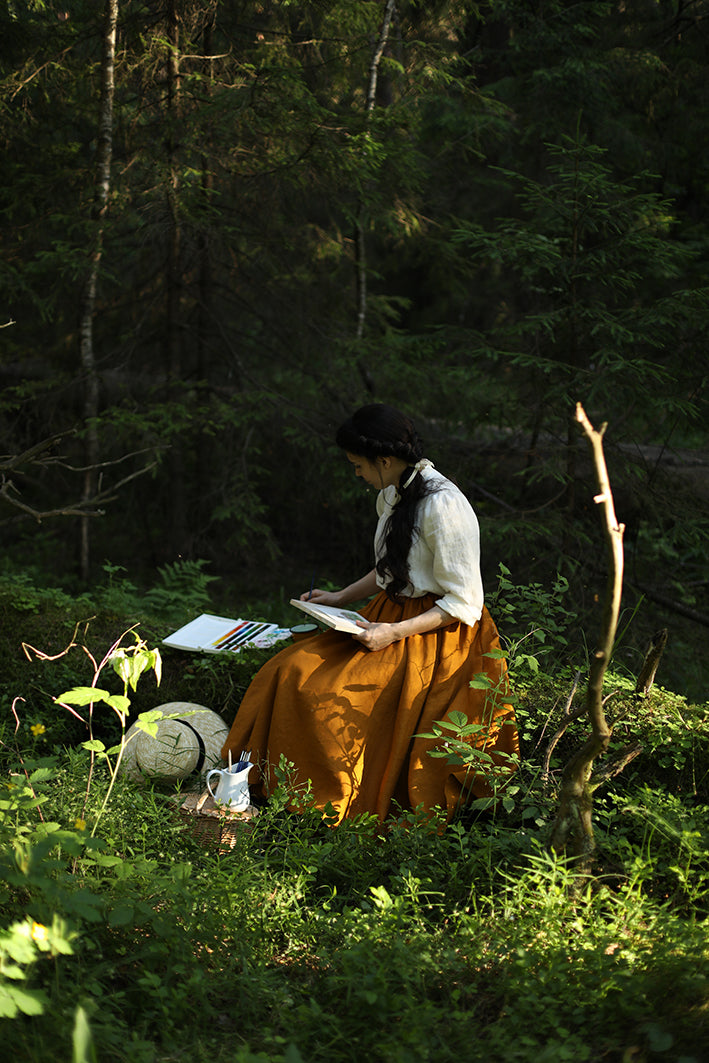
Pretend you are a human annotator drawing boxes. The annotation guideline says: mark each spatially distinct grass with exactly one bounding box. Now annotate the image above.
[3,763,708,1062]
[0,570,708,1061]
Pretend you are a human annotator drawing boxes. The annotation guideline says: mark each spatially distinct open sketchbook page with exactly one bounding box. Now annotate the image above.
[289,599,366,634]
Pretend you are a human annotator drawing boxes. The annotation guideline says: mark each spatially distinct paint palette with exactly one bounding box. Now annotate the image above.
[162,614,291,654]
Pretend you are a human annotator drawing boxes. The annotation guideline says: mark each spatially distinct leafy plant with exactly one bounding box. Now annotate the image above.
[487,563,580,676]
[142,559,219,625]
[1,594,708,1061]
[54,631,164,836]
[95,559,218,625]
[0,766,78,1020]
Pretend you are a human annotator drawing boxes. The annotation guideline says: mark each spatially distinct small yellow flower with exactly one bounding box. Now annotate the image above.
[31,723,46,736]
[31,922,48,944]
[74,818,87,831]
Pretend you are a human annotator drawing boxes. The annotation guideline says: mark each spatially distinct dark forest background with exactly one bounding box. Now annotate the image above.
[1,0,708,698]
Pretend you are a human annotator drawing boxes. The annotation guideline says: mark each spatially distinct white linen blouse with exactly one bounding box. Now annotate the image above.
[374,463,484,627]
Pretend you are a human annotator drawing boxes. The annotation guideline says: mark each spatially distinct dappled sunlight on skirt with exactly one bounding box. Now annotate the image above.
[222,592,519,823]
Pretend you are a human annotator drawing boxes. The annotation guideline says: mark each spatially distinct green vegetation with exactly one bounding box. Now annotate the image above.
[1,567,707,1061]
[1,1,708,1055]
[1,2,707,704]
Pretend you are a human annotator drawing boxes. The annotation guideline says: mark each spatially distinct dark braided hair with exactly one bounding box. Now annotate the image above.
[335,404,440,601]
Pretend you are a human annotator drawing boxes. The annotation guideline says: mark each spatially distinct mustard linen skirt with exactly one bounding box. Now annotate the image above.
[222,592,519,823]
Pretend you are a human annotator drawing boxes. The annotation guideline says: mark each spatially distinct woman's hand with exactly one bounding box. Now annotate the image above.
[301,569,378,609]
[301,587,344,606]
[352,603,454,652]
[351,620,399,653]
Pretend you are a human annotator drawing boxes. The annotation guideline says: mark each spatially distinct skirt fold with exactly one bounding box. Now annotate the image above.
[222,592,519,822]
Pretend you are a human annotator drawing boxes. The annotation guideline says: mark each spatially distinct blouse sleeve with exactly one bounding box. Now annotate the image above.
[418,487,484,626]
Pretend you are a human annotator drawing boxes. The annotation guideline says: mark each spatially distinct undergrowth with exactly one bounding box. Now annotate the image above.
[0,563,707,1061]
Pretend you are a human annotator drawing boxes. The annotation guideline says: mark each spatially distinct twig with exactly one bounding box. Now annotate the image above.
[541,670,582,789]
[0,432,75,472]
[6,697,46,822]
[22,618,95,662]
[550,404,626,867]
[44,445,157,474]
[0,459,157,523]
[9,44,78,101]
[11,696,24,733]
[589,742,643,791]
[0,480,106,522]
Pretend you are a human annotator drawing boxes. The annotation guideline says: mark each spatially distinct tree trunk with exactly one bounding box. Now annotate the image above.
[165,0,187,555]
[562,141,582,554]
[195,3,217,498]
[78,0,119,583]
[550,404,625,871]
[355,0,397,350]
[198,3,216,385]
[634,628,668,696]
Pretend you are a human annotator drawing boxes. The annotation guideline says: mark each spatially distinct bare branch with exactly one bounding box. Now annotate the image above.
[43,445,158,475]
[22,619,96,665]
[0,431,76,473]
[589,742,643,792]
[542,670,583,789]
[550,404,626,868]
[9,45,77,102]
[0,481,106,522]
[93,460,158,501]
[0,439,158,524]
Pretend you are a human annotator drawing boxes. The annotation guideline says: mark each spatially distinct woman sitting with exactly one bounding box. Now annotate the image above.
[222,404,519,823]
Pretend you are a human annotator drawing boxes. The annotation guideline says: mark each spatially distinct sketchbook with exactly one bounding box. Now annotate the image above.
[289,599,367,635]
[163,614,291,654]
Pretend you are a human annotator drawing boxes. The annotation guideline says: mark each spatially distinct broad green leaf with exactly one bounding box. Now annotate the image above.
[58,688,111,707]
[2,984,47,1017]
[105,695,131,715]
[107,903,134,926]
[81,740,106,753]
[447,710,469,728]
[110,646,162,692]
[369,885,393,910]
[0,988,20,1019]
[85,852,122,867]
[136,708,166,724]
[28,767,55,785]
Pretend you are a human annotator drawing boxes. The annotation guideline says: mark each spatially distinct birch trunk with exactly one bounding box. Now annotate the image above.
[78,0,119,583]
[165,0,187,554]
[355,0,397,346]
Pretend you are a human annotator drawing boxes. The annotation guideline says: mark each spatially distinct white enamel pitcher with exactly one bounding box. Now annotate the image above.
[206,752,252,810]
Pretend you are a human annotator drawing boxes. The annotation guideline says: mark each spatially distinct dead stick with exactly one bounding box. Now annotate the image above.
[549,404,625,866]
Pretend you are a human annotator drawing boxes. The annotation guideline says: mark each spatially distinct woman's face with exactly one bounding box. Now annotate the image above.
[345,452,404,489]
[346,452,387,489]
